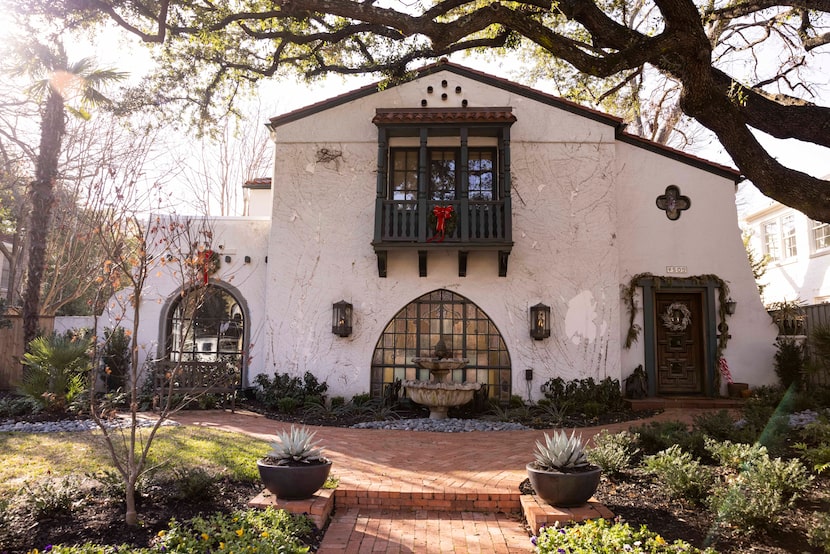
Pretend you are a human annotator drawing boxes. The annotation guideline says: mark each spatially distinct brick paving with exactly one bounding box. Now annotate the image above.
[171,408,708,553]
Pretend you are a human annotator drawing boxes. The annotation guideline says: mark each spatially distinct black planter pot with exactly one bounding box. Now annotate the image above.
[257,459,332,500]
[526,463,601,507]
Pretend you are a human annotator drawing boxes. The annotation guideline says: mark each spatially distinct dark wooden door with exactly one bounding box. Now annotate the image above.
[655,292,704,394]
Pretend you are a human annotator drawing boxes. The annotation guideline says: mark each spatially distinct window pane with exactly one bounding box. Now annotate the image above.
[763,221,780,261]
[782,215,797,258]
[814,221,830,251]
[429,150,457,201]
[390,150,418,201]
[468,149,495,200]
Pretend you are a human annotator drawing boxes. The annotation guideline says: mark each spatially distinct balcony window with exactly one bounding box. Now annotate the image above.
[372,107,515,276]
[388,147,497,202]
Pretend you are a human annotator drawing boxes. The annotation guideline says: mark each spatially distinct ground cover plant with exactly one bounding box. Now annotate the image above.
[0,426,323,552]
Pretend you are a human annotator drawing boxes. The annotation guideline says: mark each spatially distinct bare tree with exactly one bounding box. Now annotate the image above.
[89,198,223,525]
[179,102,272,216]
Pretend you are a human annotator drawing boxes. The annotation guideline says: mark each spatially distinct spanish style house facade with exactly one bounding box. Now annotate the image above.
[117,61,778,401]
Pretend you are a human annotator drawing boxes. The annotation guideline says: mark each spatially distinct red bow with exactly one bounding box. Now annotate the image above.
[200,249,214,284]
[429,206,453,242]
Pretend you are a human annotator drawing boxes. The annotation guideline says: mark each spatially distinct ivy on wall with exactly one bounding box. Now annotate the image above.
[621,272,732,359]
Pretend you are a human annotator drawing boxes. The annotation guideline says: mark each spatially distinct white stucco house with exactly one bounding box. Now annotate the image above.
[116,61,779,402]
[743,194,830,306]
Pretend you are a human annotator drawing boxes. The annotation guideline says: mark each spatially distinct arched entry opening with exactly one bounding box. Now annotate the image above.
[370,289,511,402]
[163,284,247,383]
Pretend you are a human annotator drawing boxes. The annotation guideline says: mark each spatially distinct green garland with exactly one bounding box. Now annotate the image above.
[621,272,732,361]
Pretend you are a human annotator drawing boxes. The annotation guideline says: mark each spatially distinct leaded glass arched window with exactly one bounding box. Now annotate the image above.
[370,289,511,402]
[166,285,245,369]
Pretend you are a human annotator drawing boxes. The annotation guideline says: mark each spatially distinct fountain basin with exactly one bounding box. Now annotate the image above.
[404,380,482,419]
[411,358,469,372]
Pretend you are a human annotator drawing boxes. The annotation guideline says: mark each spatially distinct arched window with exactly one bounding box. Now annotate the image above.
[166,285,245,369]
[371,289,511,402]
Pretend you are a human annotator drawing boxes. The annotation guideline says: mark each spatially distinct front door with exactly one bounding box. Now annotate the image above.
[655,292,705,394]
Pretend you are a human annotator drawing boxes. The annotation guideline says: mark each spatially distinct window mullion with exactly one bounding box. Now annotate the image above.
[460,128,469,242]
[418,128,428,242]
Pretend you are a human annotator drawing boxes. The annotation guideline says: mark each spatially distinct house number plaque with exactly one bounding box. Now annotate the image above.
[666,266,687,274]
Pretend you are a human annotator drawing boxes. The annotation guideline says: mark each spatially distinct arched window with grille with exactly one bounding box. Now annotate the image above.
[165,285,246,372]
[371,289,511,402]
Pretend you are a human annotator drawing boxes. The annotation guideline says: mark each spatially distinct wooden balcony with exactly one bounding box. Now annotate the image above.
[372,198,513,277]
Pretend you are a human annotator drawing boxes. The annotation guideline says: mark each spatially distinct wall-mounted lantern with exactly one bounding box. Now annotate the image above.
[332,300,353,337]
[725,298,737,315]
[530,303,551,340]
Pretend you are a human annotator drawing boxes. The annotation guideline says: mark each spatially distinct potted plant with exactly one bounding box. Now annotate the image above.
[526,429,601,507]
[768,299,807,336]
[257,425,332,500]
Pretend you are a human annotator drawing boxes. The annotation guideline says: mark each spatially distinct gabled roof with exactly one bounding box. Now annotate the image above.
[267,59,742,182]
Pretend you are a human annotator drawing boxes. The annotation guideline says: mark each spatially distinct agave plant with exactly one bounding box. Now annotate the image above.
[262,425,326,466]
[533,429,590,472]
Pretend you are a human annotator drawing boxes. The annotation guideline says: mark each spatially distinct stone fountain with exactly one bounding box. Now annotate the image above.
[404,337,482,419]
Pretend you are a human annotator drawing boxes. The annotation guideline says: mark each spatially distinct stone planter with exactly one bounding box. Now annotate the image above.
[727,382,749,398]
[257,459,332,500]
[526,463,601,507]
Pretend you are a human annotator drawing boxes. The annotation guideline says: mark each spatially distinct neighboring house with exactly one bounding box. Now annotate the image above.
[110,61,778,401]
[744,196,830,306]
[0,237,11,302]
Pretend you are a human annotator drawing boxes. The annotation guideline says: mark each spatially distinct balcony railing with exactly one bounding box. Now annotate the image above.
[375,199,511,243]
[372,198,513,277]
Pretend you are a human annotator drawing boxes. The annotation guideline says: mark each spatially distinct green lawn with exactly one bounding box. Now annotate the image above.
[0,425,268,498]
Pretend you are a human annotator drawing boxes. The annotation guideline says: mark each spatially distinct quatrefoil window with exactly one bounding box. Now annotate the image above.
[656,185,691,221]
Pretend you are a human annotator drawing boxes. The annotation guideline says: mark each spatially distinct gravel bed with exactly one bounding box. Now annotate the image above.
[351,417,529,432]
[0,417,180,433]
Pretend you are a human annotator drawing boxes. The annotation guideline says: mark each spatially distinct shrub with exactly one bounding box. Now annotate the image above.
[100,326,131,391]
[692,410,753,444]
[539,377,626,416]
[533,518,718,553]
[643,445,714,502]
[808,512,830,553]
[630,420,705,458]
[350,392,372,406]
[586,430,640,475]
[774,336,806,387]
[705,437,812,531]
[19,332,92,412]
[18,475,83,519]
[0,394,41,418]
[253,371,328,410]
[168,466,219,502]
[277,396,300,414]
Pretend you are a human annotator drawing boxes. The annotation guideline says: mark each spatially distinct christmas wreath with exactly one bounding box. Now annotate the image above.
[661,302,691,332]
[428,205,457,242]
[197,248,221,284]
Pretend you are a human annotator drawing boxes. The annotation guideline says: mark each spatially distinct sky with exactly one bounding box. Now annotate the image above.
[2,14,829,218]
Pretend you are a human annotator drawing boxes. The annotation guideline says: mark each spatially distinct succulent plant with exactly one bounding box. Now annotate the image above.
[262,425,326,466]
[533,429,590,471]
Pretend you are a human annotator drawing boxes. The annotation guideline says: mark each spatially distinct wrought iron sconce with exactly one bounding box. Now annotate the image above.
[724,298,737,315]
[530,303,551,340]
[332,300,353,337]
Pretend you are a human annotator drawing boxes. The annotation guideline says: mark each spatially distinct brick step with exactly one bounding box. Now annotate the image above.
[627,397,745,411]
[334,486,522,512]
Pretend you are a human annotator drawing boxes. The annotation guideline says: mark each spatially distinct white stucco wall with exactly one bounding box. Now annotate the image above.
[615,143,778,389]
[261,70,625,400]
[98,217,270,385]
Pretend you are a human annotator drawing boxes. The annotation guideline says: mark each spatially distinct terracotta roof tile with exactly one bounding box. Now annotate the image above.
[373,108,516,125]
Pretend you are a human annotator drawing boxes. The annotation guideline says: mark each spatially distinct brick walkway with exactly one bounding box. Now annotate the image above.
[170,408,707,553]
